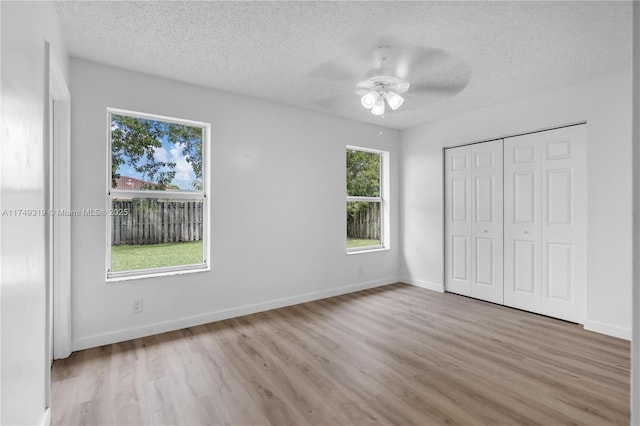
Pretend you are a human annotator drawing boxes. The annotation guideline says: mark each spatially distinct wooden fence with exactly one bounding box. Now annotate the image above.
[347,202,380,240]
[112,200,203,245]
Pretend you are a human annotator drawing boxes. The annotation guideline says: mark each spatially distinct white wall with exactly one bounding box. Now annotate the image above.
[70,59,400,350]
[400,69,633,339]
[0,1,69,425]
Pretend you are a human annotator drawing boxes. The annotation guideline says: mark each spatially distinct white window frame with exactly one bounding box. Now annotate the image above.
[346,145,390,253]
[105,108,211,281]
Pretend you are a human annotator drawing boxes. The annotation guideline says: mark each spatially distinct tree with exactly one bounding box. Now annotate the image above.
[111,115,203,189]
[346,150,380,197]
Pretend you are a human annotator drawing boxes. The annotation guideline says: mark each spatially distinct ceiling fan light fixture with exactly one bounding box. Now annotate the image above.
[371,94,385,116]
[356,75,409,116]
[384,91,404,110]
[361,91,378,109]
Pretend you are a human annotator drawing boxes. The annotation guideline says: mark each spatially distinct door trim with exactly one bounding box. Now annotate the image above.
[46,43,72,361]
[442,121,587,150]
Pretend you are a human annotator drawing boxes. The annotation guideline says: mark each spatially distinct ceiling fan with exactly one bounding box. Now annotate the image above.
[310,41,471,116]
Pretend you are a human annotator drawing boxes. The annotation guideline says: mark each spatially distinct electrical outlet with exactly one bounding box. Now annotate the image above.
[132,298,143,313]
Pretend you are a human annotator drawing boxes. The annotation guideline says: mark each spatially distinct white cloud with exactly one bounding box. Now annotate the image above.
[169,142,195,189]
[153,146,168,163]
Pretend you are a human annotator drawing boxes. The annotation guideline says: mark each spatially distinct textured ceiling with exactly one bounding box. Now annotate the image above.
[54,1,632,130]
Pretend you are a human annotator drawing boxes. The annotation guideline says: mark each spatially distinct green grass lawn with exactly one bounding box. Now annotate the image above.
[111,240,203,272]
[347,238,381,249]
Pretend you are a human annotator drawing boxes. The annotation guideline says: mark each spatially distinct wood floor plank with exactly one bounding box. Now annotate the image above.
[52,284,630,425]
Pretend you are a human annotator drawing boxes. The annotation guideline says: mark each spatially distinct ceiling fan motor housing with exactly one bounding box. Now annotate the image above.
[356,75,410,95]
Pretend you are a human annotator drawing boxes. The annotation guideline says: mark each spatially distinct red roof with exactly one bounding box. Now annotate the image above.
[115,176,156,190]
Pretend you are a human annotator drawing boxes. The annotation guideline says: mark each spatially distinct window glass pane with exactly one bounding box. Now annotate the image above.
[111,114,203,191]
[346,150,380,197]
[347,201,381,249]
[110,199,204,272]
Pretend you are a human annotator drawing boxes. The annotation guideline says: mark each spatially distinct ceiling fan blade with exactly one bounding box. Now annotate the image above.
[392,46,451,80]
[409,61,472,97]
[410,78,470,96]
[308,61,360,81]
[404,47,451,74]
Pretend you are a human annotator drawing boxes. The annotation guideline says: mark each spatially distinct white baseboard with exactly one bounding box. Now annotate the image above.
[72,278,398,351]
[584,320,631,340]
[401,277,445,293]
[40,408,51,426]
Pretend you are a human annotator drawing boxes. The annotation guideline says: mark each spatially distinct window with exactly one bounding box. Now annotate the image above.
[106,108,210,280]
[346,146,389,252]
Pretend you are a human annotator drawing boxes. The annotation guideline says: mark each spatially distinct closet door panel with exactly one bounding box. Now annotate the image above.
[451,178,468,221]
[514,172,536,223]
[513,240,536,293]
[540,126,586,323]
[504,125,586,322]
[470,140,503,303]
[445,146,472,296]
[504,134,542,313]
[451,236,469,282]
[475,237,494,285]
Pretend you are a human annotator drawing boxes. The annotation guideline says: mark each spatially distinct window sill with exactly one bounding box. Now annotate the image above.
[106,264,210,283]
[346,247,390,255]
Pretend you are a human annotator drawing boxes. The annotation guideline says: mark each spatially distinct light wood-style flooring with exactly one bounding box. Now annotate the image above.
[52,283,630,425]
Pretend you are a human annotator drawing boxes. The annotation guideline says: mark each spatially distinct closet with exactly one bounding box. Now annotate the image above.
[444,124,586,323]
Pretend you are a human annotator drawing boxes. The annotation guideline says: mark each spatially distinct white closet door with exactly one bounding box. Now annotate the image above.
[445,145,472,296]
[504,125,586,323]
[445,140,503,303]
[539,126,586,322]
[470,140,504,303]
[504,133,542,313]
